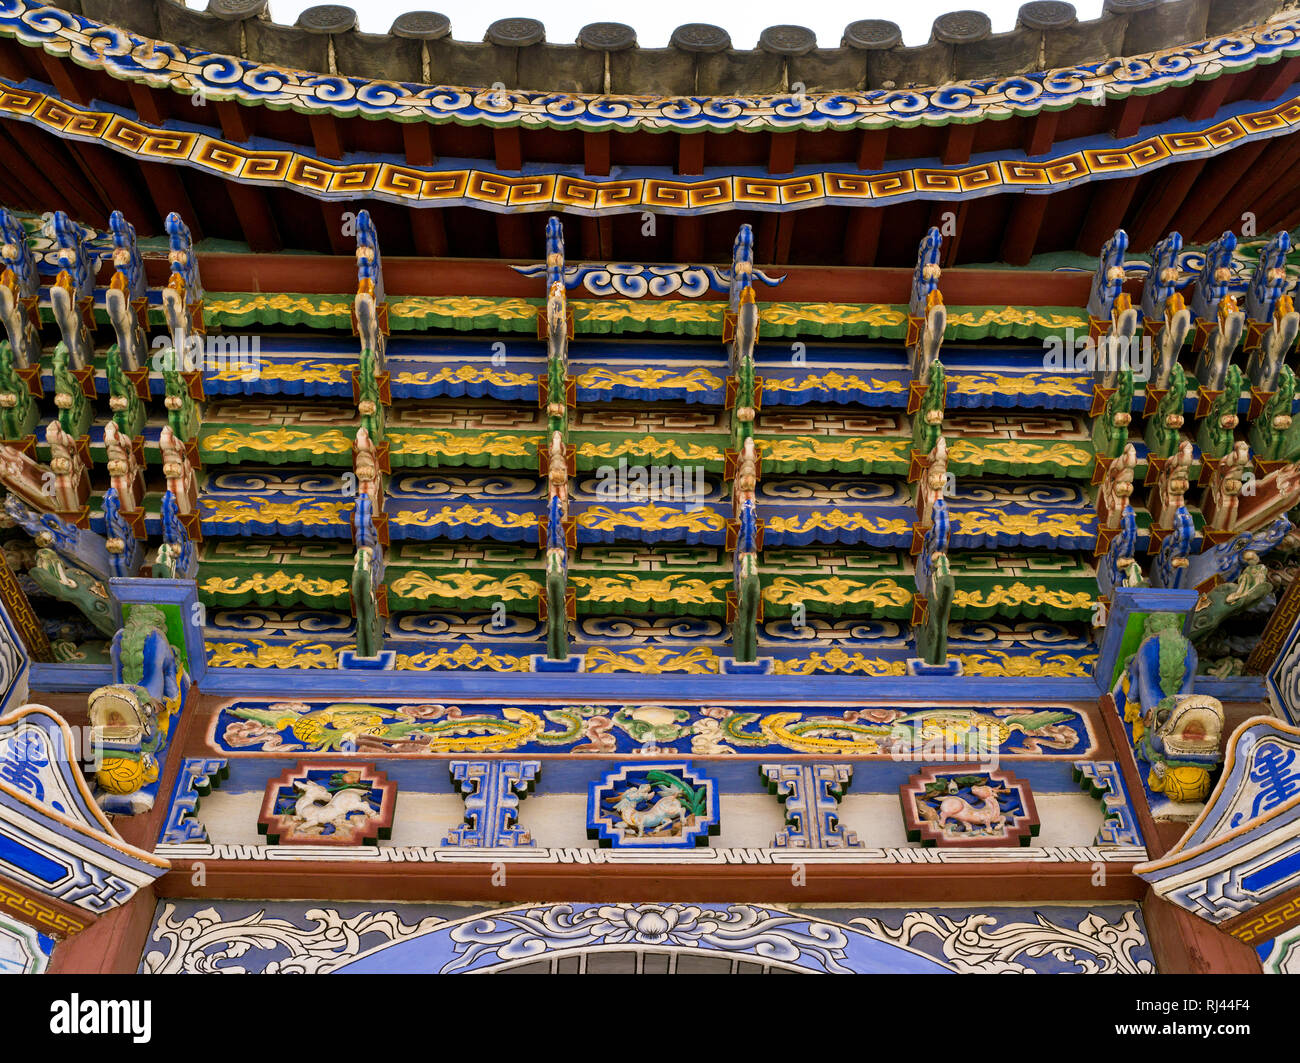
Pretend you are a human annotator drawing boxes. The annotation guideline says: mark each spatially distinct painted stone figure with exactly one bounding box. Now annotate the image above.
[1092,367,1133,459]
[1143,363,1187,459]
[1114,611,1224,809]
[45,419,89,511]
[1195,364,1243,461]
[159,425,198,514]
[103,419,144,513]
[911,360,945,456]
[1249,366,1296,462]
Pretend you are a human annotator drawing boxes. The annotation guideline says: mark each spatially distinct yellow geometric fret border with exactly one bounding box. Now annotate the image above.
[4,80,1300,215]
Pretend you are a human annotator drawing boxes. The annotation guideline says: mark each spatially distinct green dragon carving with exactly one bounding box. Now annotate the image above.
[732,552,760,662]
[916,553,954,666]
[1196,364,1244,461]
[52,345,91,439]
[1189,563,1271,641]
[0,341,36,440]
[1255,366,1300,462]
[358,346,385,443]
[546,546,568,659]
[1093,366,1134,460]
[30,547,118,636]
[1143,364,1187,459]
[163,364,200,441]
[106,346,146,438]
[118,603,169,684]
[911,360,945,455]
[352,547,383,657]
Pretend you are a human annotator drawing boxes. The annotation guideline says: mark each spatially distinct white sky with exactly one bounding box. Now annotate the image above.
[267,0,1108,49]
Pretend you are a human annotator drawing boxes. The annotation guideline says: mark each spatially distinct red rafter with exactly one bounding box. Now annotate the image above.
[768,132,797,175]
[1127,158,1208,251]
[224,181,282,252]
[1001,194,1050,265]
[1075,176,1141,255]
[583,131,610,176]
[843,207,883,266]
[1194,132,1300,241]
[678,133,705,176]
[493,128,523,172]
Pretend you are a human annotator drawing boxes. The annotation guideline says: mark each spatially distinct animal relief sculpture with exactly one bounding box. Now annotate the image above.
[588,763,720,848]
[900,767,1039,848]
[259,764,396,846]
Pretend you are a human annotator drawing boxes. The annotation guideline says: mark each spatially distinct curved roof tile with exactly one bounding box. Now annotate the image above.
[7,0,1299,132]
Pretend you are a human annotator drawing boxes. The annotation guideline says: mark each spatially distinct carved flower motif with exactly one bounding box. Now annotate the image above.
[618,905,680,943]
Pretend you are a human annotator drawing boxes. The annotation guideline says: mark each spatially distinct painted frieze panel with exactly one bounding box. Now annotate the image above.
[1073,761,1144,849]
[158,758,228,846]
[139,899,1155,975]
[443,760,540,848]
[209,699,1093,757]
[761,763,862,848]
[900,766,1040,848]
[258,762,396,846]
[587,762,719,849]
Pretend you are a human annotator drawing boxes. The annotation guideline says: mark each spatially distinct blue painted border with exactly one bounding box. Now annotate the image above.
[27,660,1264,702]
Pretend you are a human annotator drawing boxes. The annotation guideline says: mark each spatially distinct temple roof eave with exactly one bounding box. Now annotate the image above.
[7,0,1300,134]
